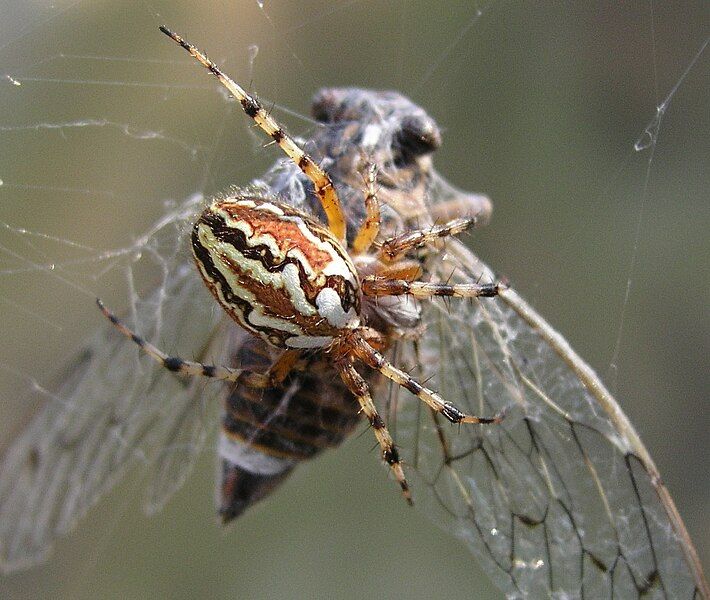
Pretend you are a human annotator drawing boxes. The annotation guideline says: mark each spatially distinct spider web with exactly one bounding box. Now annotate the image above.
[0,2,707,599]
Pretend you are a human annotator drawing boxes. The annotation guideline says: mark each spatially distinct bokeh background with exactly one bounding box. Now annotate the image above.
[0,1,707,599]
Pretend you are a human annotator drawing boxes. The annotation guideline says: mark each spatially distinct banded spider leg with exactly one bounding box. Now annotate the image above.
[98,299,291,391]
[159,26,347,243]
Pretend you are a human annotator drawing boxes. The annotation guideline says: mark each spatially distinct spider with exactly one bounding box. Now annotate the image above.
[98,26,505,503]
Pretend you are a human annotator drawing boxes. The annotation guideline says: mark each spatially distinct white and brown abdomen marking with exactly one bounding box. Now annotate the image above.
[192,198,360,348]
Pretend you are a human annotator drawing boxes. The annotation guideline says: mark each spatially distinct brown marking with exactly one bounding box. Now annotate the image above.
[216,200,347,273]
[221,429,312,460]
[223,408,341,451]
[220,253,341,336]
[192,229,292,346]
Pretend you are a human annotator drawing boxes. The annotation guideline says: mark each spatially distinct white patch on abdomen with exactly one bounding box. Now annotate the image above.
[315,287,359,329]
[280,262,317,316]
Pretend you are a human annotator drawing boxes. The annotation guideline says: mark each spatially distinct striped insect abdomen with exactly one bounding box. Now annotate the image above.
[217,335,361,523]
[192,197,361,349]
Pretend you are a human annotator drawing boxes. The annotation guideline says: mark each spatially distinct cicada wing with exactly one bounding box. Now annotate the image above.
[0,214,227,572]
[392,239,704,599]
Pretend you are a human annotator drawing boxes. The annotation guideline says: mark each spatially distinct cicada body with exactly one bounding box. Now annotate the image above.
[217,335,360,522]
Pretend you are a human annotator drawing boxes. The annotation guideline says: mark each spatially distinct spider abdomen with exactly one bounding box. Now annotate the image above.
[192,197,361,348]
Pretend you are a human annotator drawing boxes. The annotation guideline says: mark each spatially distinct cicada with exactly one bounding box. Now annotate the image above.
[0,27,706,599]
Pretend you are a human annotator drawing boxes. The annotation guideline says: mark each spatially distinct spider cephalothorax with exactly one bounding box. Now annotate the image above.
[99,26,503,507]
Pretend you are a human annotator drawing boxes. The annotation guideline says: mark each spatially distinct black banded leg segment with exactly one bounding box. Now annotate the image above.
[97,299,271,389]
[159,26,347,242]
[337,362,412,504]
[362,276,502,299]
[352,338,503,425]
[378,217,479,262]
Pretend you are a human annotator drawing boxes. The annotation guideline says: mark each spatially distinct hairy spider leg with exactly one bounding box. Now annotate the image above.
[351,163,381,255]
[97,299,273,389]
[337,362,412,504]
[352,336,504,425]
[378,216,479,262]
[365,212,504,298]
[374,260,423,281]
[361,277,503,299]
[159,26,347,242]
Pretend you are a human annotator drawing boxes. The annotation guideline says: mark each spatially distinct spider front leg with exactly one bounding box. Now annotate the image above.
[351,163,380,255]
[361,276,503,299]
[159,26,346,242]
[378,216,480,262]
[97,299,274,390]
[336,362,412,504]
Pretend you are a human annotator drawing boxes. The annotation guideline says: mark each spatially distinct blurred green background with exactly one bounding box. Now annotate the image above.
[0,1,707,598]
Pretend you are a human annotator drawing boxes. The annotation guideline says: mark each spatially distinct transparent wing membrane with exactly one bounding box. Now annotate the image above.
[391,239,703,598]
[0,197,224,571]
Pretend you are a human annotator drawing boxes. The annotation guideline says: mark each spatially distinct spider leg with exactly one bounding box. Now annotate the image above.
[378,217,478,262]
[375,260,422,281]
[159,26,347,242]
[265,349,305,387]
[351,163,380,255]
[352,337,503,425]
[362,276,503,299]
[336,362,412,504]
[97,299,271,389]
